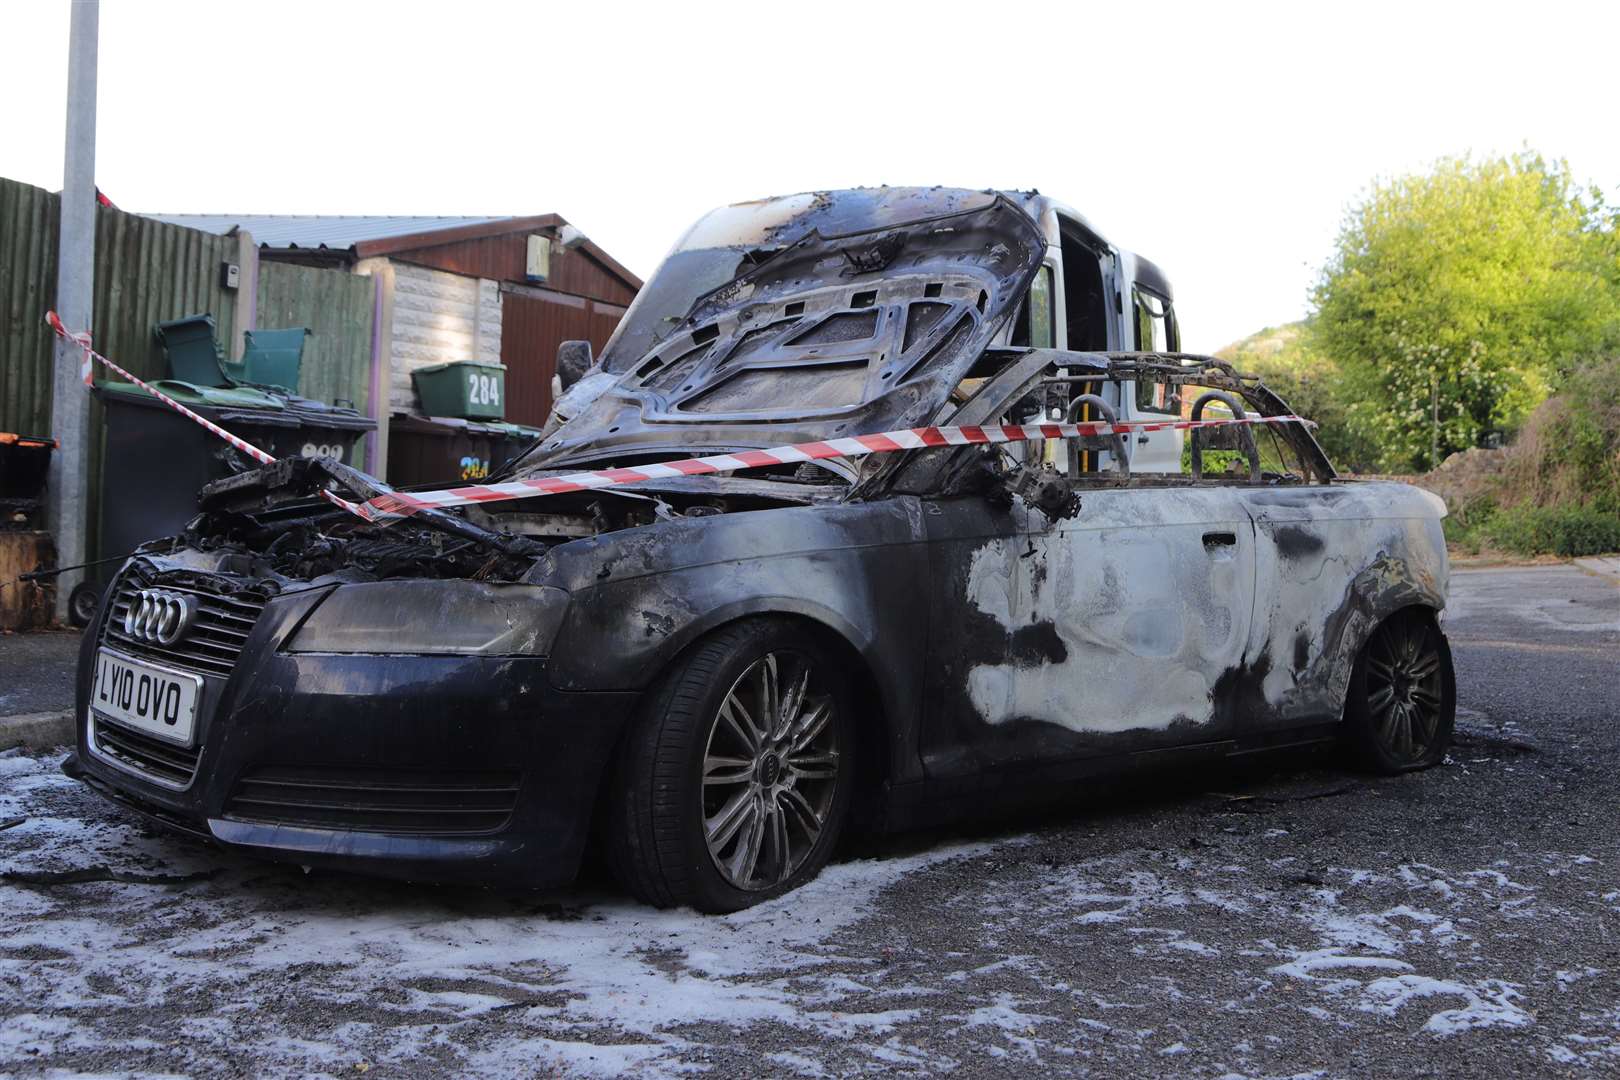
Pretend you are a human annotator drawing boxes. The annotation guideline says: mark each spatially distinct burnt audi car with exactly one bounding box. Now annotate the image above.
[69,188,1455,913]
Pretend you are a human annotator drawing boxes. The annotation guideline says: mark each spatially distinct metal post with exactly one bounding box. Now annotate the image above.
[231,230,256,361]
[1431,372,1440,471]
[354,257,395,480]
[46,0,100,623]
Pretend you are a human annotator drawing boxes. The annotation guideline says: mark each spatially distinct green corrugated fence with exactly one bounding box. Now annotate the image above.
[256,261,376,416]
[0,177,61,436]
[0,175,376,558]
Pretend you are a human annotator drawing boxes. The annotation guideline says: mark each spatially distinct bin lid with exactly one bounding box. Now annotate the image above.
[394,414,537,438]
[96,379,286,410]
[481,421,541,438]
[154,314,219,343]
[233,327,310,393]
[95,381,375,433]
[155,314,231,388]
[412,360,506,375]
[242,327,310,350]
[0,433,58,448]
[281,395,377,433]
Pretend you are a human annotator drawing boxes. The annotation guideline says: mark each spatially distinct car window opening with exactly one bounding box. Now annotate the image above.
[952,357,1322,494]
[1061,231,1109,351]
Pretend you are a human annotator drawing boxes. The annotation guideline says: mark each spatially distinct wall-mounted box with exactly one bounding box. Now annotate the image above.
[525,234,550,282]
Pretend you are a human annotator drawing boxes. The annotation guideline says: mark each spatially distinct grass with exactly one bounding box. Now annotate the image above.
[1444,499,1620,558]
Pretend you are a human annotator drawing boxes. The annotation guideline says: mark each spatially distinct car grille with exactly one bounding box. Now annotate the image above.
[103,562,268,678]
[90,715,202,788]
[223,766,522,835]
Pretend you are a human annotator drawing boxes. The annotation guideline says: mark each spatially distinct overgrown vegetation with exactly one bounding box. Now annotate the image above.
[1436,358,1620,557]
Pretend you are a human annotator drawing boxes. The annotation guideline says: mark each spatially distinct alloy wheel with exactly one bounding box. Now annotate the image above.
[1363,613,1446,764]
[700,650,840,892]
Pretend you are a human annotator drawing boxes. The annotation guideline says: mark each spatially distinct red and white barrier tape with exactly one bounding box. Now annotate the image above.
[357,414,1315,522]
[49,313,96,386]
[46,311,369,520]
[48,311,278,467]
[47,311,1315,527]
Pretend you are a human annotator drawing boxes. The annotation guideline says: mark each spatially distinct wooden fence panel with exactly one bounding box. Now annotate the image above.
[0,178,61,436]
[255,261,376,410]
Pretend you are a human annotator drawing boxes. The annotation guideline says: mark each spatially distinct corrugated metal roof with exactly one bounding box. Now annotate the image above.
[143,214,511,251]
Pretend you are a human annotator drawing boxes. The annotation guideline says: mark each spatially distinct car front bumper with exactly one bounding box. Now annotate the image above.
[72,624,641,889]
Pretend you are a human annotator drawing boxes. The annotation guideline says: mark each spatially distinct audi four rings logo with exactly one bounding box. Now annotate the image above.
[123,589,198,646]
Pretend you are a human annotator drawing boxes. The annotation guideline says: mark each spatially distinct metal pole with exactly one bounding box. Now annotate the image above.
[46,0,100,623]
[1431,372,1439,471]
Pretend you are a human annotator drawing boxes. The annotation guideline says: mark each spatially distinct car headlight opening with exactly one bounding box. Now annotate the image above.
[285,580,569,656]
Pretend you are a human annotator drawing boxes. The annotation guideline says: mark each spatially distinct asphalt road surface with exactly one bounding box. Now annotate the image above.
[0,628,79,717]
[1,563,1616,1078]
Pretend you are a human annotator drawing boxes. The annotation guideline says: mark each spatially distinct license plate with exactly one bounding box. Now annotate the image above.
[91,648,202,746]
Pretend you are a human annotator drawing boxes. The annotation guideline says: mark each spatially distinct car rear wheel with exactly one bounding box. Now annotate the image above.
[1344,608,1455,773]
[68,581,102,628]
[604,618,854,913]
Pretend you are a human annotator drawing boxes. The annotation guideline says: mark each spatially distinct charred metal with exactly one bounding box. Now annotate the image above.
[69,187,1455,909]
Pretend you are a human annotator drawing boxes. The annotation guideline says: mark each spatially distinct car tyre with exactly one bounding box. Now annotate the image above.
[67,581,101,628]
[605,618,855,913]
[1343,607,1455,774]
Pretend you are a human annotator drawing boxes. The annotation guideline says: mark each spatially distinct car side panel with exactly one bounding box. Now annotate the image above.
[539,497,934,787]
[1239,481,1449,729]
[918,487,1258,780]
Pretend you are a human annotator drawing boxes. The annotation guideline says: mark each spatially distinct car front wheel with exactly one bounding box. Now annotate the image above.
[605,618,854,913]
[1344,607,1455,773]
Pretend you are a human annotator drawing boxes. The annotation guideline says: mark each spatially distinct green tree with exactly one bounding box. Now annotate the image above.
[1216,321,1379,472]
[1312,151,1620,471]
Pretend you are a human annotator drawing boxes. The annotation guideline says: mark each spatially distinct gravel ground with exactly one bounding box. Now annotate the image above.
[0,564,1615,1078]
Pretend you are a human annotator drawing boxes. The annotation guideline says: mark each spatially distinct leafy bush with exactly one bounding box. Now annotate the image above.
[1420,356,1620,557]
[1436,494,1620,558]
[1482,504,1620,557]
[1440,496,1496,555]
[1178,445,1246,475]
[1497,357,1620,515]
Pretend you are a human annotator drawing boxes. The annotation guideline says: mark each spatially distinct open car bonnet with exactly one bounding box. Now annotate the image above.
[514,188,1046,472]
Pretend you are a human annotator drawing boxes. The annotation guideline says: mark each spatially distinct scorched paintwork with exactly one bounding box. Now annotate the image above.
[67,187,1453,896]
[960,486,1258,734]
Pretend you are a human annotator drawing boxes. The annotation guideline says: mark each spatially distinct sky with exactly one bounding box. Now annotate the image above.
[3,0,1616,352]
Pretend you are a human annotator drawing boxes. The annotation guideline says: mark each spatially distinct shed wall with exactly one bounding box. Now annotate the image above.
[390,236,637,307]
[499,288,625,426]
[388,261,502,413]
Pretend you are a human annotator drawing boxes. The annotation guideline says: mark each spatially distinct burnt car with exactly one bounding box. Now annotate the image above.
[68,188,1455,913]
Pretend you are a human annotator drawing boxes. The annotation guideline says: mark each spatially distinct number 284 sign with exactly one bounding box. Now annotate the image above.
[467,371,501,407]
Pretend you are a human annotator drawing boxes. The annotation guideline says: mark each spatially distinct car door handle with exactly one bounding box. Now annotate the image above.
[1137,434,1151,444]
[1202,531,1237,549]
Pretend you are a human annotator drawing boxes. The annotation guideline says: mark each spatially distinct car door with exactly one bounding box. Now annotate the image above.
[919,483,1258,782]
[1235,487,1401,732]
